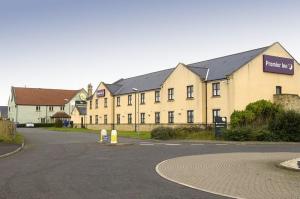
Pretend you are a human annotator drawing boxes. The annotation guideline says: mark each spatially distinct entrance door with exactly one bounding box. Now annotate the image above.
[81,117,84,128]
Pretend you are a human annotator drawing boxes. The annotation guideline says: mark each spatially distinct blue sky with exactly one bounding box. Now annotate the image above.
[0,0,299,105]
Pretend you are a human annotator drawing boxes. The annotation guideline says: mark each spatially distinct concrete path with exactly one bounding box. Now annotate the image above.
[156,153,300,199]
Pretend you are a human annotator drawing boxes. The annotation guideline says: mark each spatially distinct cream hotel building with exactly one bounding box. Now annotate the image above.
[86,42,300,131]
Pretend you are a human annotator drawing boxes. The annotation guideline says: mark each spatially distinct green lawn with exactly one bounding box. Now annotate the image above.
[45,127,151,140]
[0,133,24,145]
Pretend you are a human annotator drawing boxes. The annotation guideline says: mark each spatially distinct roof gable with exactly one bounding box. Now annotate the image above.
[187,46,269,81]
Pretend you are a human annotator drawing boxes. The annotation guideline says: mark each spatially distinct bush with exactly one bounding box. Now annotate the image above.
[151,127,174,140]
[54,120,63,128]
[223,127,254,141]
[230,110,255,128]
[269,110,300,142]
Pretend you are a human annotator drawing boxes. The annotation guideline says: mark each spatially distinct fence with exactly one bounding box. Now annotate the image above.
[0,120,16,138]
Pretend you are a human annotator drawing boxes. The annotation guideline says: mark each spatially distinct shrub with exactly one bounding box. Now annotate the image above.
[269,110,300,142]
[230,110,255,128]
[151,127,174,140]
[54,120,63,128]
[223,127,254,141]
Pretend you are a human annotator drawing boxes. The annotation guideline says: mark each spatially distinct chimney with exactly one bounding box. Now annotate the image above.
[87,84,93,97]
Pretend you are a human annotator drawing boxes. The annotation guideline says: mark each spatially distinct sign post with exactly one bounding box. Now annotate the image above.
[214,116,227,138]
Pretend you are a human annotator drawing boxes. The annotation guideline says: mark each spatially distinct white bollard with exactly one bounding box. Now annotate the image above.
[99,129,107,143]
[110,130,118,144]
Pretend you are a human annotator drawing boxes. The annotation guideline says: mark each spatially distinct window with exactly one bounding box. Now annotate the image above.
[128,95,132,105]
[117,114,121,124]
[212,109,221,123]
[187,110,194,123]
[104,98,107,108]
[168,111,174,123]
[140,113,145,124]
[95,115,98,124]
[276,86,282,95]
[104,115,107,124]
[89,100,92,109]
[140,93,145,104]
[128,114,132,124]
[36,106,41,112]
[41,118,46,123]
[60,106,65,111]
[155,112,160,124]
[212,83,220,96]
[89,116,92,124]
[95,99,98,109]
[168,88,174,100]
[155,90,160,102]
[187,85,194,99]
[117,97,120,106]
[49,106,54,112]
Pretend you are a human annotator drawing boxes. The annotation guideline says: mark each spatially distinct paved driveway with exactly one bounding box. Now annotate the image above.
[0,128,300,199]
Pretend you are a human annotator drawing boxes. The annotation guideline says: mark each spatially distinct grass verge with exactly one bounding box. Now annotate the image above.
[0,133,24,145]
[45,127,151,140]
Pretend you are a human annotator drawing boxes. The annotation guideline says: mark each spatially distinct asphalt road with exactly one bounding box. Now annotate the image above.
[0,128,300,199]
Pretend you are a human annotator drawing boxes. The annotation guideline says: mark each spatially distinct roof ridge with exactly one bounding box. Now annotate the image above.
[13,87,80,91]
[188,45,270,66]
[117,67,174,81]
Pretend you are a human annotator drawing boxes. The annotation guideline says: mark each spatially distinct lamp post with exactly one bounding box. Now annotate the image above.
[132,88,139,137]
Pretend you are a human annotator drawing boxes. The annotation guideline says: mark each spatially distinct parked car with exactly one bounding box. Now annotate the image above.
[26,123,34,128]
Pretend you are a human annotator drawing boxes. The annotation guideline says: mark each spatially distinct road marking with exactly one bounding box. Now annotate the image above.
[140,143,154,146]
[165,143,181,146]
[191,144,204,146]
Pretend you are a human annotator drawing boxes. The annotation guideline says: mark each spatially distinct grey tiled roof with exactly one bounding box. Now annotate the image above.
[97,45,270,96]
[112,68,174,95]
[187,46,269,81]
[0,106,8,118]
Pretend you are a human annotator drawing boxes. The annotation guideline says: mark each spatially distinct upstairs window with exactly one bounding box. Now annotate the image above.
[60,106,65,111]
[36,106,41,112]
[212,83,220,96]
[187,85,194,99]
[89,100,92,109]
[276,86,282,95]
[168,88,174,100]
[95,99,98,109]
[128,95,132,105]
[117,97,120,107]
[104,98,108,108]
[49,106,54,112]
[155,90,160,102]
[140,93,145,104]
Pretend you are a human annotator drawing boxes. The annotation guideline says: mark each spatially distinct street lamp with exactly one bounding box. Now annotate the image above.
[132,88,139,137]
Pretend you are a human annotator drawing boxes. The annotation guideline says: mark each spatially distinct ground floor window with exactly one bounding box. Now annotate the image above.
[168,111,174,124]
[140,113,145,124]
[128,114,132,124]
[155,112,160,124]
[212,109,220,123]
[276,86,282,95]
[104,115,107,124]
[41,118,46,123]
[89,116,92,124]
[95,115,98,124]
[117,114,121,124]
[187,110,194,123]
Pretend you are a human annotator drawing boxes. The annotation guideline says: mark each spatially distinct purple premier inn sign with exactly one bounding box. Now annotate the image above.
[97,89,105,97]
[263,55,294,75]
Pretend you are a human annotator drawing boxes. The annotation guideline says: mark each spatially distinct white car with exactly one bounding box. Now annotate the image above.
[26,123,35,128]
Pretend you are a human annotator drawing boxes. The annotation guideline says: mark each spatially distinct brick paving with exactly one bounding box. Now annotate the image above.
[156,153,300,199]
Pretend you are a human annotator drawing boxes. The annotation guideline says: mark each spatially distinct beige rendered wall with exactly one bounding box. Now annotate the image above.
[87,82,114,127]
[228,43,300,118]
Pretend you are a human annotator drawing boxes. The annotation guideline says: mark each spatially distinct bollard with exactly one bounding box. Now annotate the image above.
[111,130,118,144]
[99,129,107,143]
